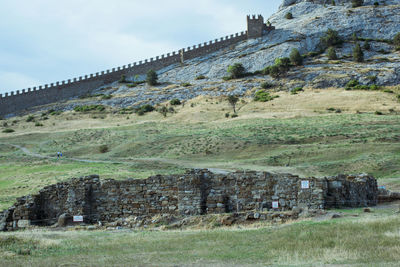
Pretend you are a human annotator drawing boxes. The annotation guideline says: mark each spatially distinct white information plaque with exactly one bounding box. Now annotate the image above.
[73,216,84,222]
[272,201,279,209]
[301,180,310,189]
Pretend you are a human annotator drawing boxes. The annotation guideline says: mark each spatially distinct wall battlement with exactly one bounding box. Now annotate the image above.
[0,15,273,117]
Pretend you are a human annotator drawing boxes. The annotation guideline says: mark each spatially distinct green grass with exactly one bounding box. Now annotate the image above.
[1,214,400,266]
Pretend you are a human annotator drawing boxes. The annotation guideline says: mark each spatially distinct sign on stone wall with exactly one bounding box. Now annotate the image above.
[301,180,310,189]
[73,216,83,222]
[272,201,279,209]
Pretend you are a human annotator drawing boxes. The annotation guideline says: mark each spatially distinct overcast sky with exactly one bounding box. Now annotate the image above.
[0,0,281,94]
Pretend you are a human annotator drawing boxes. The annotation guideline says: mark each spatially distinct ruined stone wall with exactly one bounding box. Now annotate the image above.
[0,170,378,231]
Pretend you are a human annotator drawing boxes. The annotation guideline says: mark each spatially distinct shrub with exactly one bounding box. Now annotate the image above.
[352,33,358,42]
[231,114,239,118]
[225,113,230,118]
[374,1,379,6]
[352,0,363,7]
[363,40,371,50]
[135,104,155,115]
[254,90,277,102]
[119,75,127,83]
[170,98,181,105]
[99,145,109,153]
[101,94,112,100]
[261,81,274,89]
[383,89,394,94]
[345,80,360,90]
[269,65,281,78]
[291,87,303,95]
[332,0,336,6]
[2,128,14,133]
[195,75,206,80]
[375,111,383,115]
[285,12,293,19]
[227,63,245,79]
[289,48,303,66]
[345,80,380,90]
[320,29,343,48]
[353,43,364,62]
[146,69,158,86]
[327,47,338,60]
[74,105,105,113]
[367,75,377,83]
[35,122,43,127]
[181,82,191,87]
[26,115,35,122]
[394,33,400,47]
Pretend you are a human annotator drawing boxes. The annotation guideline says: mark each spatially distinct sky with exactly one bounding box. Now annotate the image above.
[0,0,281,94]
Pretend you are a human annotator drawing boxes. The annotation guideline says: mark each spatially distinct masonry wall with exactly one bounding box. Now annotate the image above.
[0,32,247,117]
[0,170,378,231]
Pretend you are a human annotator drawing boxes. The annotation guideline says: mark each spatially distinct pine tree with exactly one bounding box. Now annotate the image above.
[290,48,303,66]
[353,43,364,62]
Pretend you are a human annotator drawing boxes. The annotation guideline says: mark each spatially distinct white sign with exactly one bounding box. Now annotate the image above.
[272,201,279,209]
[301,180,310,189]
[73,216,84,222]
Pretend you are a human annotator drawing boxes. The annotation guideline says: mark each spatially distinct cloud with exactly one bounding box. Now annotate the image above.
[0,0,281,94]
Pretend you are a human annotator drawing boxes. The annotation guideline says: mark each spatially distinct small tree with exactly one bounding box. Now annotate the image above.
[285,12,293,19]
[227,63,245,79]
[394,33,400,46]
[327,47,338,60]
[158,106,168,118]
[146,69,158,86]
[269,65,281,78]
[352,0,363,8]
[353,43,364,62]
[289,48,303,66]
[363,40,371,50]
[320,29,343,48]
[275,57,291,73]
[227,95,239,113]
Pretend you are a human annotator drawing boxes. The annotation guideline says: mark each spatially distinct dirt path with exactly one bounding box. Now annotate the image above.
[2,143,232,173]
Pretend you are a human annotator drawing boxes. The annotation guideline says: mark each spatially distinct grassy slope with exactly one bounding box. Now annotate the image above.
[0,89,399,210]
[1,207,400,266]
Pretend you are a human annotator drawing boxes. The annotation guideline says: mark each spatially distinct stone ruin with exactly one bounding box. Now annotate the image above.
[0,169,378,231]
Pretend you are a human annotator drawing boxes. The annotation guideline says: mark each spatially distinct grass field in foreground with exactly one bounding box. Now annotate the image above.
[0,89,399,209]
[1,206,400,266]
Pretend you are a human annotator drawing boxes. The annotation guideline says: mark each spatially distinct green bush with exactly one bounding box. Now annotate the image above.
[227,63,246,79]
[269,65,281,78]
[394,33,400,47]
[119,75,127,83]
[363,40,371,50]
[327,47,338,60]
[2,128,14,133]
[374,1,379,6]
[353,43,364,62]
[231,114,239,118]
[181,83,191,87]
[261,81,274,89]
[195,75,206,80]
[99,145,109,153]
[135,104,155,115]
[101,94,113,100]
[35,122,43,127]
[254,90,277,102]
[320,29,343,48]
[383,89,394,94]
[146,70,158,86]
[170,99,182,105]
[291,87,303,95]
[26,115,35,122]
[73,105,105,113]
[225,113,230,118]
[375,111,383,115]
[332,0,336,6]
[289,48,303,66]
[345,80,380,90]
[352,0,363,7]
[285,12,293,19]
[157,106,169,118]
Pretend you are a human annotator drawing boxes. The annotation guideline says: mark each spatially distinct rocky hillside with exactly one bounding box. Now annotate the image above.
[36,0,400,111]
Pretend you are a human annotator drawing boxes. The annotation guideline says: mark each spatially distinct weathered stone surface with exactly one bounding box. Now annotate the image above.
[58,213,73,227]
[0,169,378,231]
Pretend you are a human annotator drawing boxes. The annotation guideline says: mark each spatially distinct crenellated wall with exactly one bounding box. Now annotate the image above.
[0,170,378,231]
[0,31,249,117]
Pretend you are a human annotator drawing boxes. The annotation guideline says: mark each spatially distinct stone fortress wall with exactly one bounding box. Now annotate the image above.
[0,15,274,117]
[0,169,378,231]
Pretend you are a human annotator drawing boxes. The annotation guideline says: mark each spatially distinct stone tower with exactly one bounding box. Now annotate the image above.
[247,15,274,39]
